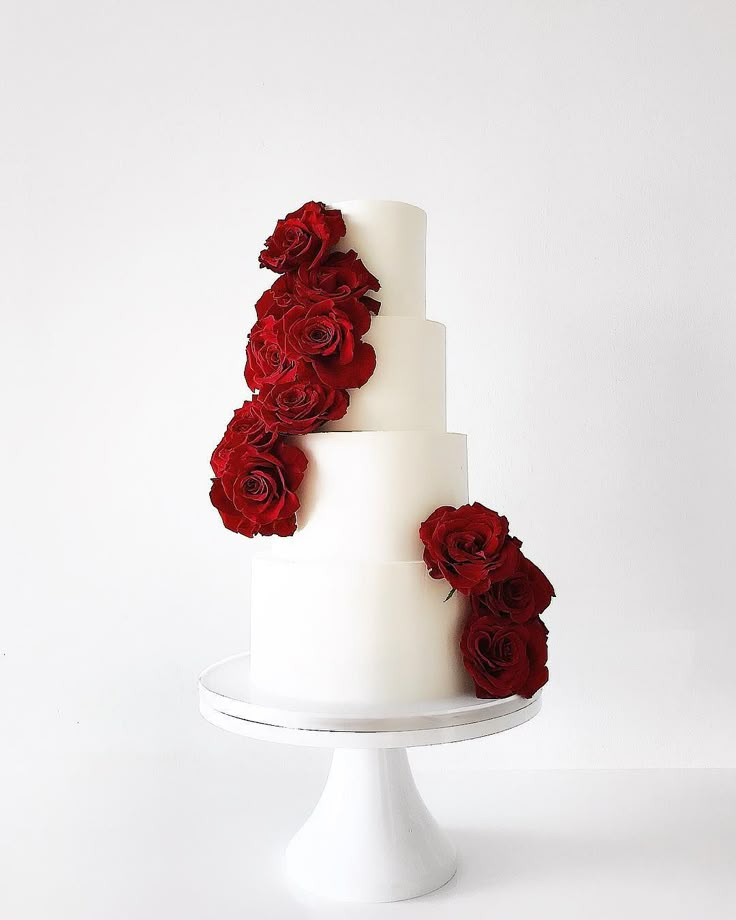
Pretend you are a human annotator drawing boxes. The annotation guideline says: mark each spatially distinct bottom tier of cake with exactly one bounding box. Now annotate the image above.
[250,556,473,705]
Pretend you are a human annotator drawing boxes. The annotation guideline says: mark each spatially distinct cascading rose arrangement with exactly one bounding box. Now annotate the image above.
[210,201,380,538]
[211,200,555,700]
[420,502,555,699]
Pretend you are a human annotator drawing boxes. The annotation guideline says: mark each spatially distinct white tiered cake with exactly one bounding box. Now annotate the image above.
[249,201,473,705]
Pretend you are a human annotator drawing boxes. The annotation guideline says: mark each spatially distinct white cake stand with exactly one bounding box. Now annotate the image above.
[198,652,542,903]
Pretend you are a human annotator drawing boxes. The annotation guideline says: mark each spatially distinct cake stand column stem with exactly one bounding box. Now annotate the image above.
[284,746,456,902]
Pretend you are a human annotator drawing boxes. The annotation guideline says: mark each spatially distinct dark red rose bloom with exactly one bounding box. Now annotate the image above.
[256,250,381,322]
[460,614,549,699]
[211,400,278,477]
[293,250,380,313]
[471,554,555,624]
[255,274,301,321]
[245,315,298,391]
[278,297,375,389]
[254,381,349,435]
[210,439,308,538]
[419,502,521,595]
[259,201,346,274]
[210,478,298,537]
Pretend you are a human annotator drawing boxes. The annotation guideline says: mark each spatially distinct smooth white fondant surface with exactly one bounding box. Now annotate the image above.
[324,317,446,432]
[250,558,473,704]
[271,431,468,562]
[333,200,426,320]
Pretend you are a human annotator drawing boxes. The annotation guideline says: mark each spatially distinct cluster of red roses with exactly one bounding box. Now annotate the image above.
[419,502,554,699]
[210,202,380,537]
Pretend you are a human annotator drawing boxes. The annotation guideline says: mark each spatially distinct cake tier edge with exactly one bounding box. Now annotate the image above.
[324,316,445,432]
[333,199,426,320]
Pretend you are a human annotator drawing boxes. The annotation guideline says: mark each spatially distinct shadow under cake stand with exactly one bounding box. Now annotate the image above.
[198,652,541,903]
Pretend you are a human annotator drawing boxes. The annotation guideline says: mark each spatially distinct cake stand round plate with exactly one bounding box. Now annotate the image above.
[198,652,542,903]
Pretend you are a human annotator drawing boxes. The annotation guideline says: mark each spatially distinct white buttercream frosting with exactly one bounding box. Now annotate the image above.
[324,317,446,432]
[333,200,426,319]
[251,557,473,704]
[271,431,467,562]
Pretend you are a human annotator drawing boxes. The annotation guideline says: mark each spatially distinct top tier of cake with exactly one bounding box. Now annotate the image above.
[335,200,426,319]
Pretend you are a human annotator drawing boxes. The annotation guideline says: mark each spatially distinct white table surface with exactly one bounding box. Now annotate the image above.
[2,746,734,919]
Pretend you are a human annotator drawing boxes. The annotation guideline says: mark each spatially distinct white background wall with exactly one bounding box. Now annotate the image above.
[2,0,735,808]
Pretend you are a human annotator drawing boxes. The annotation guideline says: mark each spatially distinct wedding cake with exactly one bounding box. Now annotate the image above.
[251,201,470,704]
[210,200,554,709]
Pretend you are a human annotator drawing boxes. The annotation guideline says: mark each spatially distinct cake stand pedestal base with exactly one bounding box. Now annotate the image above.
[198,652,542,903]
[285,747,455,902]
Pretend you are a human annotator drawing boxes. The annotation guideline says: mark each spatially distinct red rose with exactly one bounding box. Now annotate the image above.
[211,400,278,477]
[254,381,349,435]
[293,250,380,313]
[245,315,297,391]
[460,614,549,699]
[279,298,376,389]
[210,439,308,537]
[255,250,381,322]
[255,274,301,321]
[259,201,346,274]
[471,554,555,624]
[210,478,298,537]
[419,502,521,595]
